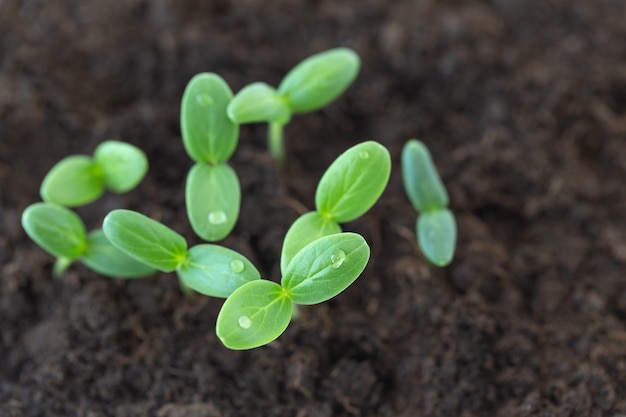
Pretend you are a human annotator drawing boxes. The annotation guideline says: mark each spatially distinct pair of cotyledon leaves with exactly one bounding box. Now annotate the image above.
[401,140,457,266]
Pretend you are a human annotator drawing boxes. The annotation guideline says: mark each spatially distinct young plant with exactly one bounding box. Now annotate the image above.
[401,139,457,266]
[181,73,241,242]
[21,202,156,278]
[103,209,260,298]
[40,140,147,207]
[227,47,360,162]
[280,140,391,274]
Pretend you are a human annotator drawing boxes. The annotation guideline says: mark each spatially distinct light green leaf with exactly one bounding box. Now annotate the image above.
[180,73,239,164]
[216,280,293,350]
[278,47,360,113]
[103,209,187,272]
[81,230,156,278]
[227,82,291,124]
[280,211,341,275]
[40,155,105,207]
[177,244,260,298]
[281,232,370,305]
[93,140,148,193]
[21,202,87,259]
[186,163,240,242]
[417,209,457,267]
[401,139,449,212]
[315,141,391,223]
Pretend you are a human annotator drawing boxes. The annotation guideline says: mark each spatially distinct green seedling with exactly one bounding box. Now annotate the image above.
[103,209,260,298]
[181,73,241,241]
[401,139,457,266]
[216,231,370,350]
[40,140,147,207]
[227,47,360,162]
[280,141,391,274]
[21,202,155,278]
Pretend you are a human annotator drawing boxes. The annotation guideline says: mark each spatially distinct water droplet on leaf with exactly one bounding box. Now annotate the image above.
[238,315,252,329]
[208,210,227,225]
[330,249,346,269]
[196,94,212,106]
[230,259,245,273]
[359,150,369,159]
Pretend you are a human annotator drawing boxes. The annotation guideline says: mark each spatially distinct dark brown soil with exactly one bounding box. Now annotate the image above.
[2,0,626,416]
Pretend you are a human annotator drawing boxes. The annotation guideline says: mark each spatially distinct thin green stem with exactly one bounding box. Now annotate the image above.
[53,257,73,278]
[268,122,286,163]
[177,274,195,297]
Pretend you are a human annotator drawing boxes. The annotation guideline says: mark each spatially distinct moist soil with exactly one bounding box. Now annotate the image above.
[1,0,626,416]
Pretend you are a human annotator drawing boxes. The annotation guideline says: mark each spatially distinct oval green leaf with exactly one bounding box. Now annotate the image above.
[315,141,391,223]
[280,211,341,275]
[227,82,291,124]
[21,202,88,259]
[401,139,449,212]
[180,73,239,164]
[281,232,370,305]
[417,209,457,267]
[186,163,240,242]
[216,280,293,350]
[278,47,360,113]
[177,244,260,298]
[81,230,156,278]
[93,140,148,193]
[40,155,105,207]
[102,209,187,272]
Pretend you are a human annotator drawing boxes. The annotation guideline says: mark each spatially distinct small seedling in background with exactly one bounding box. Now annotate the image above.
[40,140,147,207]
[280,140,391,274]
[181,73,241,242]
[401,139,457,266]
[103,209,260,298]
[21,202,155,278]
[227,47,360,162]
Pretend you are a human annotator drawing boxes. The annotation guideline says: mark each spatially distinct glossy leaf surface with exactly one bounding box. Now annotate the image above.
[21,202,87,259]
[315,141,391,223]
[180,73,239,164]
[401,139,449,212]
[93,140,148,193]
[216,280,292,350]
[282,232,370,305]
[278,47,360,113]
[227,82,291,124]
[417,209,457,267]
[81,230,156,278]
[178,244,260,298]
[40,155,104,207]
[103,209,187,272]
[280,211,341,275]
[186,163,240,242]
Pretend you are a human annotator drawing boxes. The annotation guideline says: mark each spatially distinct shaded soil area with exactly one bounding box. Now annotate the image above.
[2,0,626,416]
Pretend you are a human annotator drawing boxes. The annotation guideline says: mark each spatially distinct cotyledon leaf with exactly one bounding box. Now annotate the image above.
[81,230,156,278]
[401,139,449,212]
[417,209,457,267]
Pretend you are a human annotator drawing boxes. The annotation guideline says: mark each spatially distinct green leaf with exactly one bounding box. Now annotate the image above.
[80,230,156,278]
[177,244,261,298]
[103,209,187,272]
[93,140,148,193]
[281,232,370,305]
[315,141,391,223]
[180,73,239,164]
[401,139,449,212]
[417,209,457,267]
[216,280,293,350]
[227,82,291,124]
[280,211,341,275]
[278,47,360,113]
[186,163,240,242]
[21,202,87,259]
[40,155,105,207]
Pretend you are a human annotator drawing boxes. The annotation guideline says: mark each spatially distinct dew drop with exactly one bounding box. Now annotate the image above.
[238,315,252,329]
[208,210,227,225]
[196,94,212,106]
[230,259,245,273]
[330,249,346,269]
[359,150,370,159]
